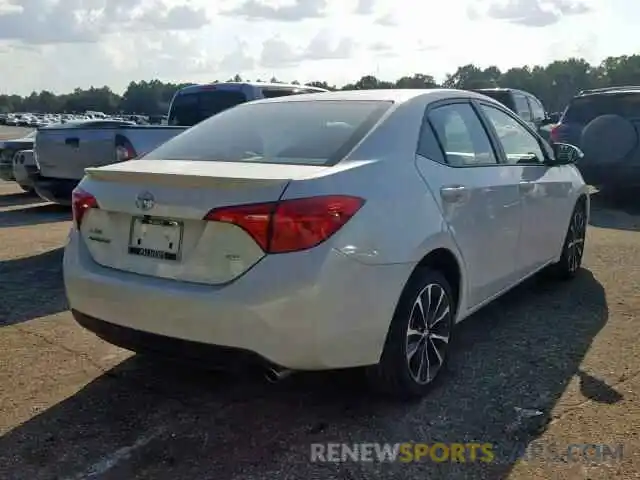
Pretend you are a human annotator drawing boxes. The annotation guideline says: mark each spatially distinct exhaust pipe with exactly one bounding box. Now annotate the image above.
[264,367,293,383]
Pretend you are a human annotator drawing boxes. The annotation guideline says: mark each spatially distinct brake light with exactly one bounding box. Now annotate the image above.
[114,134,137,162]
[205,195,365,253]
[72,188,98,229]
[550,124,561,143]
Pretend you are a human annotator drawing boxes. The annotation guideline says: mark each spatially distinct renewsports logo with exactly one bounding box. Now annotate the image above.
[310,443,495,463]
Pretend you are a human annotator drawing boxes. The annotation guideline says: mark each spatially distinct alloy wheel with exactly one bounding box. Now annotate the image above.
[406,283,452,385]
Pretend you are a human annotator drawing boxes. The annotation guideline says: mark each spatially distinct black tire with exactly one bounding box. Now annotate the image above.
[18,184,35,194]
[367,268,455,399]
[548,200,587,280]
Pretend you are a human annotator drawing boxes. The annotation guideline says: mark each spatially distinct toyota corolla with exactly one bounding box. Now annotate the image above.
[64,89,589,398]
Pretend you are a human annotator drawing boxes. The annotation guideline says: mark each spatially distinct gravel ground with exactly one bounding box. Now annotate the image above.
[0,167,639,479]
[0,126,34,140]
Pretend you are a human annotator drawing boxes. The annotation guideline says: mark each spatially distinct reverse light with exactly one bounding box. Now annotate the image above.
[205,195,365,253]
[72,188,98,229]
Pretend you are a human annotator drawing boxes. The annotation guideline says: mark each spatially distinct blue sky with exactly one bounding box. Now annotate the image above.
[0,0,637,95]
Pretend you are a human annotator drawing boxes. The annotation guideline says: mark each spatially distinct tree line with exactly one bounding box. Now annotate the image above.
[2,54,640,115]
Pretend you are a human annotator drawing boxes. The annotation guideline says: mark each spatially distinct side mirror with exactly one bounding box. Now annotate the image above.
[548,143,583,165]
[547,113,560,124]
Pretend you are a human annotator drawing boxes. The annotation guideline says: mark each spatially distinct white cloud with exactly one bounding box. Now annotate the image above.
[354,0,376,14]
[259,32,354,68]
[0,0,637,95]
[0,0,209,44]
[375,13,398,25]
[475,0,591,27]
[224,0,329,22]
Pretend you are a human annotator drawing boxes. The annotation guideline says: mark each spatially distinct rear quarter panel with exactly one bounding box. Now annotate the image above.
[280,98,460,267]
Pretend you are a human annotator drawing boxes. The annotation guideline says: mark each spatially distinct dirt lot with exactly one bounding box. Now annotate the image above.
[0,126,34,141]
[0,154,639,478]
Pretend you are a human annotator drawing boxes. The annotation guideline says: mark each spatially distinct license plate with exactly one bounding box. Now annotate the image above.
[128,216,183,261]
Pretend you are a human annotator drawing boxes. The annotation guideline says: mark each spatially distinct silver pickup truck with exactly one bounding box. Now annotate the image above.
[33,82,329,205]
[33,121,185,204]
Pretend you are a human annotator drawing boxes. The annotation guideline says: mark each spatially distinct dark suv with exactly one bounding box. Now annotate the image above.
[473,88,556,141]
[552,86,640,190]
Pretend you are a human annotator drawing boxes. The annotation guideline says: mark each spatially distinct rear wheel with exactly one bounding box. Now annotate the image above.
[18,184,34,194]
[368,269,454,399]
[548,201,587,280]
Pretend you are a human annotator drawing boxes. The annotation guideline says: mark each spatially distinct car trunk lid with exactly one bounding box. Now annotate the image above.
[78,159,329,285]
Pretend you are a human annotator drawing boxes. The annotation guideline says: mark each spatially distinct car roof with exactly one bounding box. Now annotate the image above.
[178,82,328,93]
[250,88,495,105]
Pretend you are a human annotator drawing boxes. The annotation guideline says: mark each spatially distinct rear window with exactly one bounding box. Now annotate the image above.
[145,100,392,166]
[475,90,515,111]
[168,89,248,127]
[261,88,324,98]
[563,93,640,124]
[513,94,531,120]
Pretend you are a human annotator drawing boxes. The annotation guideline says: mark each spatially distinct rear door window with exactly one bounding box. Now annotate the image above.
[427,103,498,166]
[169,89,248,127]
[563,93,640,124]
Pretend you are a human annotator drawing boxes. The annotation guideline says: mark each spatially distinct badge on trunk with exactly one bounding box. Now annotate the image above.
[135,191,155,211]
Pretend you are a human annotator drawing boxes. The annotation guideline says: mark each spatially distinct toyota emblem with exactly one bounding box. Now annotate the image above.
[135,191,155,211]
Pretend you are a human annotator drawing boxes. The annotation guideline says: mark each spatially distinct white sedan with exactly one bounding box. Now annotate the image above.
[64,89,589,399]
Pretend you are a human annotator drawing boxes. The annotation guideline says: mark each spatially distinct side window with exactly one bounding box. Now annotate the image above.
[261,88,296,98]
[528,97,545,121]
[479,104,545,165]
[513,94,532,121]
[428,103,497,166]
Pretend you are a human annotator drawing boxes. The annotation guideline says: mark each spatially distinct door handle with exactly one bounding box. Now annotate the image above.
[440,185,468,203]
[519,181,535,194]
[65,137,79,147]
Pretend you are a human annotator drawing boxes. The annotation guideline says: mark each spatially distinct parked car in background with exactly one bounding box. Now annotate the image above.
[473,88,556,142]
[65,89,587,399]
[167,82,328,127]
[148,114,168,125]
[34,82,328,205]
[32,119,171,205]
[551,86,640,192]
[0,131,35,190]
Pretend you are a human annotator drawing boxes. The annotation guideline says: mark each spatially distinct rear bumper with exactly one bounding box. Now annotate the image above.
[72,310,281,371]
[578,163,640,188]
[64,229,412,371]
[33,176,78,205]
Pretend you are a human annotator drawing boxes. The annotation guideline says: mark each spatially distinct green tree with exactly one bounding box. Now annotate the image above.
[5,54,640,114]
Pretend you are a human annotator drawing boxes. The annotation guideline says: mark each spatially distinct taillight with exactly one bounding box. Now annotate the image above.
[550,124,561,143]
[115,134,137,162]
[205,195,365,253]
[72,188,98,229]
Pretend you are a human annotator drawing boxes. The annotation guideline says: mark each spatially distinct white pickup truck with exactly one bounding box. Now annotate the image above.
[32,82,328,205]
